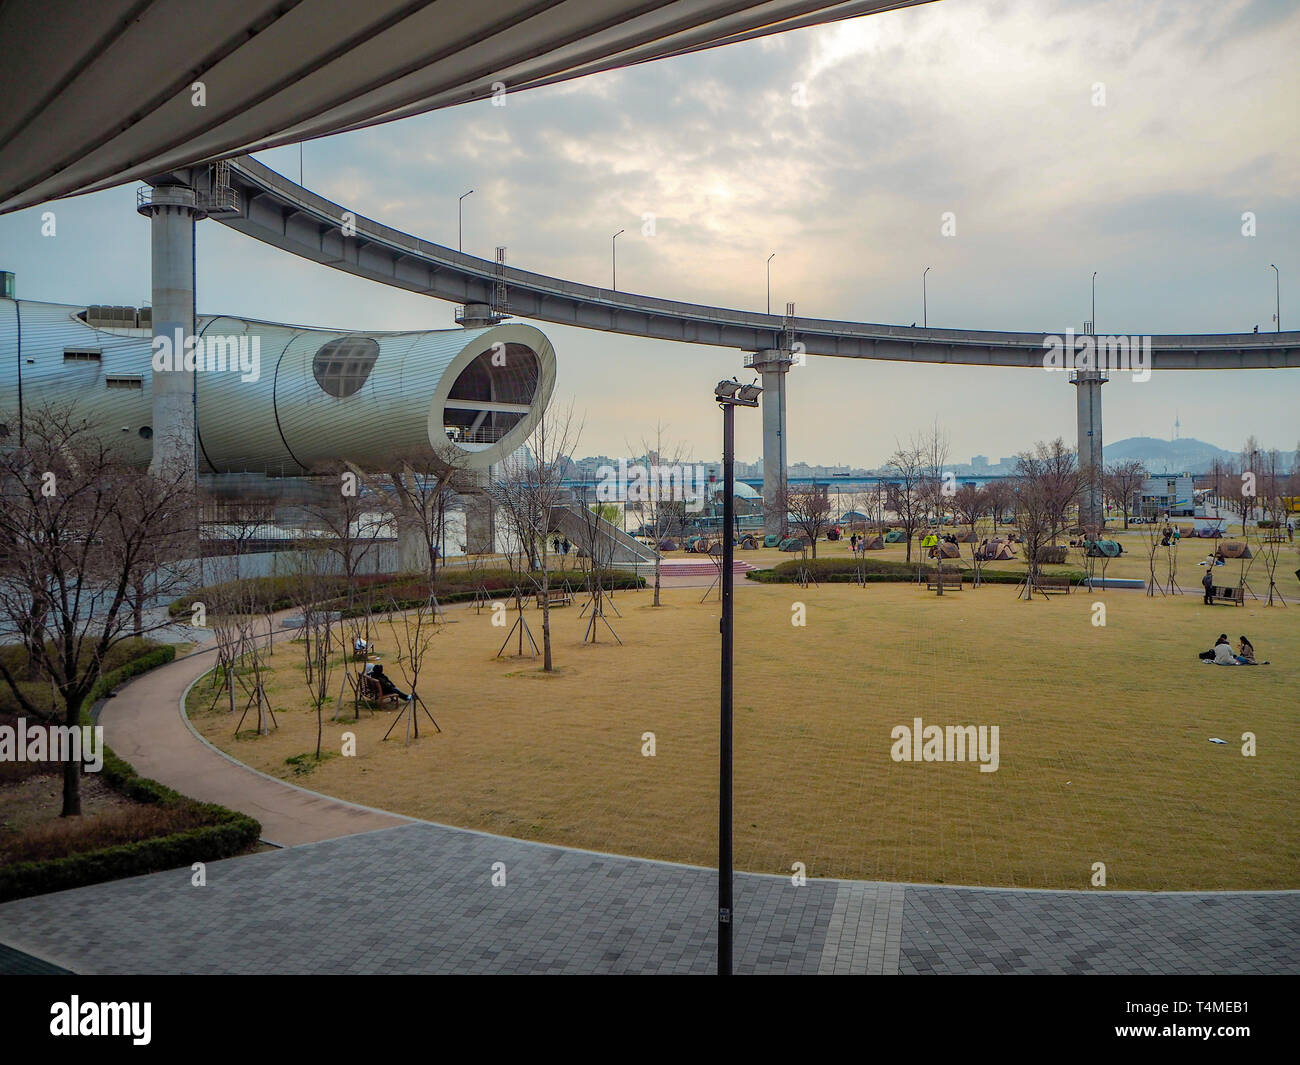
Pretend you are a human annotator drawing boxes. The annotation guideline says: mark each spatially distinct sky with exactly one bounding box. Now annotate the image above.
[1,0,1297,468]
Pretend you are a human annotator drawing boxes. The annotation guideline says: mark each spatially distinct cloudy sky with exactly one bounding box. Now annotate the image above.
[2,0,1297,467]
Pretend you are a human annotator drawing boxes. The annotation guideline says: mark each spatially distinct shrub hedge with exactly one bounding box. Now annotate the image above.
[745,557,1086,586]
[170,568,645,619]
[0,644,262,903]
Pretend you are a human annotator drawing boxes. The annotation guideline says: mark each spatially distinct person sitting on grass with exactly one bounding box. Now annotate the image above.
[1235,635,1268,665]
[1199,634,1230,662]
[1212,637,1238,665]
[369,664,411,701]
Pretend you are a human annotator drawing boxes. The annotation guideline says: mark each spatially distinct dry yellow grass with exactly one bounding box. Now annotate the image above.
[188,578,1299,890]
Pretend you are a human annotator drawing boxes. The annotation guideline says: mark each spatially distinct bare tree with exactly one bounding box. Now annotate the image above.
[633,421,691,607]
[1103,460,1146,529]
[786,483,833,558]
[0,405,196,816]
[953,482,988,586]
[884,441,928,563]
[1010,446,1060,600]
[380,593,441,745]
[495,402,584,672]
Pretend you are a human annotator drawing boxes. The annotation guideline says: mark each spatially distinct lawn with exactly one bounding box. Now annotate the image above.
[187,575,1298,891]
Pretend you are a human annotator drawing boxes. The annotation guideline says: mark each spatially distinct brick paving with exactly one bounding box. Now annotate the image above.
[1,823,1294,975]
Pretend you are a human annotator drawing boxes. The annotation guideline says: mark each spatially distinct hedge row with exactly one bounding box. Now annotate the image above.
[170,568,645,619]
[746,557,1086,586]
[0,646,262,903]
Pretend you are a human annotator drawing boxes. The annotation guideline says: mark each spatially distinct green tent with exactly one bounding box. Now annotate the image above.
[884,530,906,543]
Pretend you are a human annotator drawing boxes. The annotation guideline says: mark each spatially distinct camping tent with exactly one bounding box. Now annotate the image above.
[956,528,977,543]
[884,530,907,543]
[1216,541,1252,560]
[1086,540,1123,557]
[934,541,961,559]
[861,535,884,550]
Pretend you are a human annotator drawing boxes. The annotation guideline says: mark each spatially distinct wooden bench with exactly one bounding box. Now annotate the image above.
[535,587,572,609]
[358,672,399,708]
[1210,585,1245,606]
[926,571,963,591]
[1036,575,1073,594]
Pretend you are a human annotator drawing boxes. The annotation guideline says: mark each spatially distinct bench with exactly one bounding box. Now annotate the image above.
[926,571,963,591]
[1210,585,1245,606]
[536,588,572,608]
[1036,575,1073,594]
[358,672,399,708]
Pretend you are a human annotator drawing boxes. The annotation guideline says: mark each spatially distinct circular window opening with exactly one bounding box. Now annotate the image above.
[312,336,380,398]
[138,426,153,440]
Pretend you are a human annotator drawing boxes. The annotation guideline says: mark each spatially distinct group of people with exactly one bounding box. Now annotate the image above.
[1198,634,1267,666]
[551,536,572,557]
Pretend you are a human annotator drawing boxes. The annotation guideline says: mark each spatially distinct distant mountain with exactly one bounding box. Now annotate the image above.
[1102,437,1297,474]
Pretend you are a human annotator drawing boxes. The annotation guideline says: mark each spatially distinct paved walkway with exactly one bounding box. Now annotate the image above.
[99,613,409,847]
[1,822,1294,974]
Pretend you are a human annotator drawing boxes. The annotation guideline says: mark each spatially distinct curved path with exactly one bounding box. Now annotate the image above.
[0,600,1295,974]
[100,615,410,847]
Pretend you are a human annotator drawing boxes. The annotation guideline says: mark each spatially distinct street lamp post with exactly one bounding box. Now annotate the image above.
[767,252,776,315]
[1091,271,1097,333]
[922,266,931,328]
[714,377,761,977]
[612,229,625,290]
[458,189,474,252]
[1271,264,1280,332]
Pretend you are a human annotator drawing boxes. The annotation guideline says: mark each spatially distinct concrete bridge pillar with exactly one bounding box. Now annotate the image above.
[748,349,792,538]
[138,182,205,480]
[1071,369,1107,527]
[395,509,430,574]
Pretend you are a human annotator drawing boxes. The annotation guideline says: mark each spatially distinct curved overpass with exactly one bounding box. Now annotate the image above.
[209,156,1300,370]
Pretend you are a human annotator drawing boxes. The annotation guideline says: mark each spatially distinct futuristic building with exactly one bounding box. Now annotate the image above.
[0,293,556,476]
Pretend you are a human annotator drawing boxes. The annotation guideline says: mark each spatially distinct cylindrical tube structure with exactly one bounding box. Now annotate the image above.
[0,298,556,474]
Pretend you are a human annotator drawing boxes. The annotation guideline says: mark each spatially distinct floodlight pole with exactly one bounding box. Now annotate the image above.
[719,395,735,977]
[713,378,760,977]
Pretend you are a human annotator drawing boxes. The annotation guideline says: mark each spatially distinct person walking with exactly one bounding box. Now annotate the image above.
[1201,567,1214,605]
[1288,521,1294,543]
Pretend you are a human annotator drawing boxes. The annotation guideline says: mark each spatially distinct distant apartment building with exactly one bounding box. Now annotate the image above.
[970,455,989,470]
[1139,474,1195,519]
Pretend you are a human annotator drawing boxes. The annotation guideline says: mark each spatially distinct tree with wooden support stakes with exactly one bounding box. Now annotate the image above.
[380,593,442,745]
[493,401,584,669]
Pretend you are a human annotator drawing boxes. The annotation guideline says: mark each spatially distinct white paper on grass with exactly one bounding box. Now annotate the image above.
[1208,738,1227,744]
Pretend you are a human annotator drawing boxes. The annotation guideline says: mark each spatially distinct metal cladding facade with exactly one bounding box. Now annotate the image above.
[0,299,556,474]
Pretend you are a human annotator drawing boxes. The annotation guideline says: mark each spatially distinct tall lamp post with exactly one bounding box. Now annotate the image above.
[1271,264,1280,332]
[922,266,931,328]
[612,229,625,290]
[767,252,776,315]
[458,189,473,252]
[714,377,762,977]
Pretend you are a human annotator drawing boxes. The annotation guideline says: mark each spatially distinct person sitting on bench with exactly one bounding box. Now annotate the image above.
[368,664,410,701]
[354,636,370,655]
